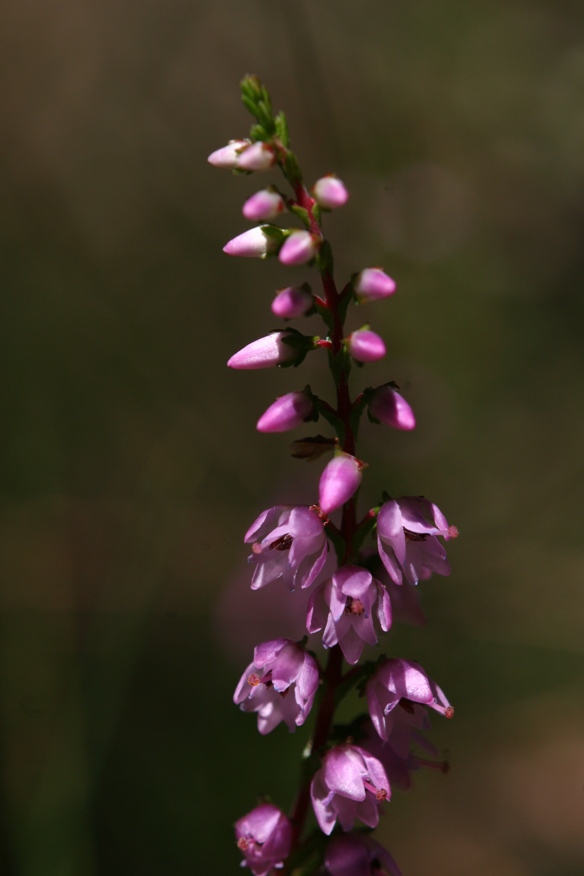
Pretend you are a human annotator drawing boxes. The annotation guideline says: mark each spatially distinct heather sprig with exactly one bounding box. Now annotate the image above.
[209,75,458,876]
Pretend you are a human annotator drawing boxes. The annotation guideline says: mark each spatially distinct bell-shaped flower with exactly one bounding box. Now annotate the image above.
[256,390,314,433]
[306,565,391,664]
[235,803,292,876]
[376,496,457,585]
[228,330,310,370]
[236,141,276,172]
[354,268,396,301]
[319,453,363,515]
[245,505,328,591]
[278,230,320,265]
[366,658,454,741]
[233,638,320,734]
[271,284,313,319]
[243,188,285,222]
[368,385,415,430]
[325,833,402,876]
[207,138,250,168]
[223,225,282,258]
[346,329,386,363]
[310,743,390,835]
[313,175,349,210]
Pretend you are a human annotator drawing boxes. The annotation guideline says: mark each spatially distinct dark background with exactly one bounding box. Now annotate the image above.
[1,1,583,873]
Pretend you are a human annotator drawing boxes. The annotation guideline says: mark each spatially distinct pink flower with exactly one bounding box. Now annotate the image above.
[207,138,250,168]
[347,329,386,363]
[366,658,454,741]
[310,743,390,835]
[354,268,396,301]
[243,189,285,221]
[223,225,282,258]
[319,453,363,515]
[256,391,314,433]
[228,330,307,370]
[271,284,313,319]
[233,638,320,733]
[325,833,402,876]
[236,141,276,171]
[376,496,457,585]
[313,175,349,210]
[278,230,320,265]
[306,565,391,664]
[368,385,415,430]
[235,804,292,876]
[245,505,328,591]
[361,709,446,792]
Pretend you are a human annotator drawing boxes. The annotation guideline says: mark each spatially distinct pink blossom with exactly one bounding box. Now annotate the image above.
[368,385,415,430]
[256,391,314,433]
[366,658,454,741]
[354,268,396,301]
[278,230,320,265]
[361,708,445,792]
[313,175,349,210]
[234,638,320,734]
[347,329,386,363]
[271,285,313,319]
[318,453,363,515]
[228,330,302,370]
[236,141,276,171]
[245,505,328,591]
[306,565,392,664]
[243,189,285,221]
[376,496,457,585]
[325,833,402,876]
[223,226,281,258]
[310,743,390,835]
[235,804,292,876]
[207,138,250,168]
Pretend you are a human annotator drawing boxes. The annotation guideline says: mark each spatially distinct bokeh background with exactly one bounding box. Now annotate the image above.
[1,1,584,873]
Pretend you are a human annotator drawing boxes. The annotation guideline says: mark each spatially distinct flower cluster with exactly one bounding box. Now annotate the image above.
[209,76,458,876]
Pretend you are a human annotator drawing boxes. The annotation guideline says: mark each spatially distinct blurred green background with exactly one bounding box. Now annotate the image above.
[1,1,583,873]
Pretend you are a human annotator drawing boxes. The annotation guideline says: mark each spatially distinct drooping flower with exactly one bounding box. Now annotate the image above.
[366,658,454,741]
[354,268,396,301]
[233,638,320,733]
[368,385,416,430]
[235,804,292,876]
[310,743,390,835]
[313,175,349,210]
[228,330,310,370]
[207,138,250,168]
[245,505,328,591]
[347,329,387,363]
[223,225,282,258]
[325,833,402,876]
[306,565,391,664]
[376,496,457,585]
[243,188,285,222]
[318,453,363,515]
[271,284,313,319]
[278,230,320,265]
[256,390,314,433]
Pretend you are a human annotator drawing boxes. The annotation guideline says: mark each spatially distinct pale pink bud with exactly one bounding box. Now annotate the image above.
[256,391,314,433]
[271,285,313,319]
[223,226,281,259]
[347,329,386,363]
[313,175,349,209]
[354,268,396,301]
[368,385,416,430]
[236,141,276,172]
[319,453,363,514]
[207,139,250,168]
[243,189,285,222]
[228,331,299,370]
[278,231,319,266]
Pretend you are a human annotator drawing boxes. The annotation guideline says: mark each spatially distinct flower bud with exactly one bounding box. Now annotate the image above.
[207,139,250,168]
[319,453,362,514]
[223,226,281,258]
[347,328,386,362]
[228,330,309,370]
[256,391,314,433]
[354,268,396,301]
[313,175,349,209]
[242,189,285,222]
[236,141,276,172]
[368,385,415,430]
[278,231,319,266]
[271,285,313,319]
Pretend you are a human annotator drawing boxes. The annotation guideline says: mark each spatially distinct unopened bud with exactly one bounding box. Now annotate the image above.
[271,285,313,319]
[354,268,396,301]
[207,139,250,168]
[223,226,282,259]
[278,231,320,266]
[257,391,314,433]
[242,189,285,222]
[236,141,276,172]
[313,175,349,209]
[347,329,386,363]
[319,453,363,514]
[368,385,416,430]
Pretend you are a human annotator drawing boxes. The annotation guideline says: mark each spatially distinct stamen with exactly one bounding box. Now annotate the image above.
[345,597,365,615]
[363,780,388,801]
[237,837,250,851]
[247,673,261,687]
[447,525,459,539]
